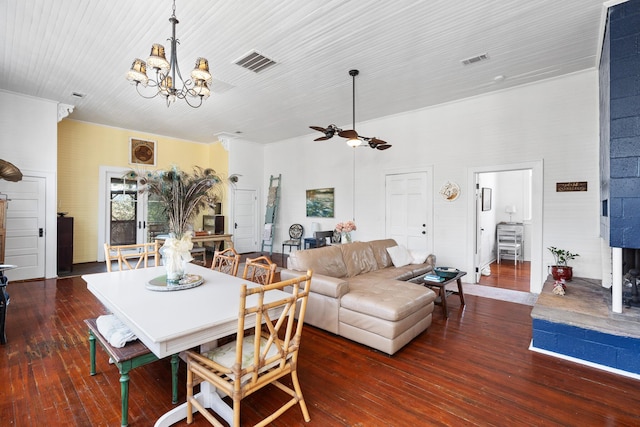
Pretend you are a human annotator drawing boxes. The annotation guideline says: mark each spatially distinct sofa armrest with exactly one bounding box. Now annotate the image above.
[280,268,349,299]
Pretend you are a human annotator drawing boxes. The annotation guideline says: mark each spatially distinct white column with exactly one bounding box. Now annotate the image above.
[612,247,623,313]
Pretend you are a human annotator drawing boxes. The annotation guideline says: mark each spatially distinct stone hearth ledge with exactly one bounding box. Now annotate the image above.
[531,276,640,339]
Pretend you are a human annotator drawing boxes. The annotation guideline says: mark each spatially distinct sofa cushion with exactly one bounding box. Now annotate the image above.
[288,245,347,278]
[340,242,378,277]
[409,250,428,264]
[341,279,436,322]
[357,266,416,281]
[386,245,413,267]
[368,239,398,269]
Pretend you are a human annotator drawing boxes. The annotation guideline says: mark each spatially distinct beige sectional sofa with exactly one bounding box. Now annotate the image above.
[280,239,437,355]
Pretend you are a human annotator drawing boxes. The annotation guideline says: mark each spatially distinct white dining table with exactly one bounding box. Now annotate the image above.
[84,263,285,426]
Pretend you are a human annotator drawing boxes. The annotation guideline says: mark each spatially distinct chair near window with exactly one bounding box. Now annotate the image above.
[190,246,207,266]
[242,256,277,285]
[185,271,313,427]
[282,224,304,254]
[103,241,160,272]
[211,247,241,276]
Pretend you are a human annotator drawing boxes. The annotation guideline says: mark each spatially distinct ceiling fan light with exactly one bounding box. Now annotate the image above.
[347,138,361,148]
[126,59,149,86]
[191,57,212,83]
[147,44,170,71]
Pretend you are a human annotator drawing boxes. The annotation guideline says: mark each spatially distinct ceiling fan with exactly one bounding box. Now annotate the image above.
[310,69,392,151]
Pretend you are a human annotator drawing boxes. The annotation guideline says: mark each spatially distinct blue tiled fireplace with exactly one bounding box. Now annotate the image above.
[532,2,640,376]
[601,0,640,247]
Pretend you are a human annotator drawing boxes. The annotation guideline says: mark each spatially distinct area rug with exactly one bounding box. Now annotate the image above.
[450,282,538,306]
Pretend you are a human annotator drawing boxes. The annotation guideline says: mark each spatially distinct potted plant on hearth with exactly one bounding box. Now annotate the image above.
[547,246,580,281]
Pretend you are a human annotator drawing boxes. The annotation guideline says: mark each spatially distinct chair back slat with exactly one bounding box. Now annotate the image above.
[242,256,277,285]
[211,247,240,276]
[235,271,311,388]
[104,242,160,272]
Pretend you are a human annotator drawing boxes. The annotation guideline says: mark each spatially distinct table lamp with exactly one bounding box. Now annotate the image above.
[505,205,517,223]
[311,222,321,236]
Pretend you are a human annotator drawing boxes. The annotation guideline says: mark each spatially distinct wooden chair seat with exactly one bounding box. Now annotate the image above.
[85,318,179,427]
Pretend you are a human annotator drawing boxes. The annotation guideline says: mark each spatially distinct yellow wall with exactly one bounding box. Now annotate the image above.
[57,120,228,263]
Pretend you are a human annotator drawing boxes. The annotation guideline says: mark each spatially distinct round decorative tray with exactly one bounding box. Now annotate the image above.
[146,274,204,292]
[434,267,460,279]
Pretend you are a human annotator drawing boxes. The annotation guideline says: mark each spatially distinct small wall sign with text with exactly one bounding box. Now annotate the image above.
[556,181,587,192]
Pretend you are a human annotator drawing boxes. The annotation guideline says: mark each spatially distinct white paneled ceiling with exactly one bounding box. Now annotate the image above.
[0,0,610,144]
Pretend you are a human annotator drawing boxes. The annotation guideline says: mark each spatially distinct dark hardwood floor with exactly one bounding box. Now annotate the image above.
[3,258,640,426]
[479,260,531,292]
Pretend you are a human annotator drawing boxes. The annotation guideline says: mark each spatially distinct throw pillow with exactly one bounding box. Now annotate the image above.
[410,250,428,264]
[386,245,413,267]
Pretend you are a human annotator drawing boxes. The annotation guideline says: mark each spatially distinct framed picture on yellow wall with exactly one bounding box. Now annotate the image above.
[129,138,156,166]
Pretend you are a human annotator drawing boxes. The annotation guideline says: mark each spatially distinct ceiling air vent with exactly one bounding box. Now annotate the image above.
[461,53,489,66]
[234,50,277,73]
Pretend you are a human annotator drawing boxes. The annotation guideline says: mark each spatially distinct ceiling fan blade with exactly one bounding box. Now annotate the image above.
[310,126,327,133]
[376,144,392,150]
[338,129,358,139]
[314,136,332,141]
[369,137,387,145]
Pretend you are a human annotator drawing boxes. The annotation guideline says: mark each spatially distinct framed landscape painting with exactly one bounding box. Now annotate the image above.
[306,188,334,218]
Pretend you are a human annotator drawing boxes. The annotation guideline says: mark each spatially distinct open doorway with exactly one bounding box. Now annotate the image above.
[470,162,543,293]
[477,169,531,291]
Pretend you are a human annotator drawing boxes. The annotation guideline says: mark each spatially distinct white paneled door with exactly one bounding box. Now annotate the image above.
[0,176,46,280]
[385,171,432,254]
[233,189,258,253]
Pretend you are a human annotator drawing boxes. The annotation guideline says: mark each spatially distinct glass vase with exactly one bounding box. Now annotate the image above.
[161,233,194,284]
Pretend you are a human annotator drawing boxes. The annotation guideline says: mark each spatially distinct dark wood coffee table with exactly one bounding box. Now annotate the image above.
[409,270,466,318]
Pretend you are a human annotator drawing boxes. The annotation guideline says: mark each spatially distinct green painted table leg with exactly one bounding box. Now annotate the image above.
[119,362,132,427]
[171,354,179,404]
[88,330,96,376]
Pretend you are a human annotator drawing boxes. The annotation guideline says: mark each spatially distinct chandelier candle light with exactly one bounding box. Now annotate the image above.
[126,0,212,108]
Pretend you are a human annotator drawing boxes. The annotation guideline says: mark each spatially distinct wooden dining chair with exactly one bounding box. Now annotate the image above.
[242,256,277,285]
[185,271,313,427]
[103,241,160,272]
[211,247,241,276]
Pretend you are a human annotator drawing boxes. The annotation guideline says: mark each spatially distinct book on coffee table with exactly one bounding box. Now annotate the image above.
[423,274,445,283]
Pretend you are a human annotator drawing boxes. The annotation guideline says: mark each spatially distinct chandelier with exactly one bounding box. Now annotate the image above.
[126,0,212,108]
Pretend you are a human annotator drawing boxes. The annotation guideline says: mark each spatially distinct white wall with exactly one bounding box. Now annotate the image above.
[265,70,601,290]
[0,90,59,278]
[228,138,265,250]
